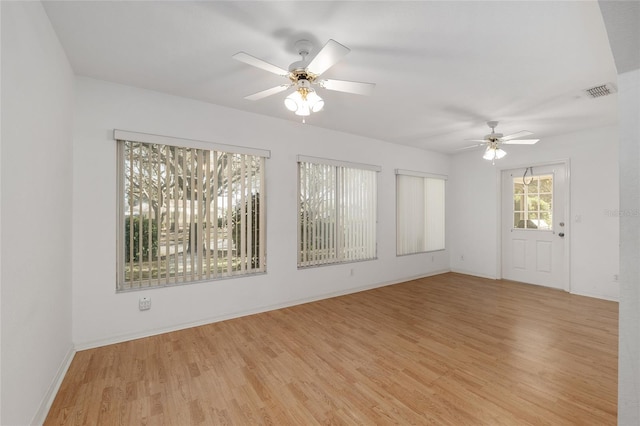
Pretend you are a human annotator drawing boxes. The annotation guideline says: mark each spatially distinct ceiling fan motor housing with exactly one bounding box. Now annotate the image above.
[485,121,502,141]
[289,70,317,85]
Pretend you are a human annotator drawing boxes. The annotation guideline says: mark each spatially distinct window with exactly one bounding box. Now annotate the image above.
[396,170,446,255]
[115,130,269,291]
[298,156,380,267]
[513,173,553,230]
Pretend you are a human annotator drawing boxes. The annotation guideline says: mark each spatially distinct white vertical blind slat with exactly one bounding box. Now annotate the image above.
[137,144,143,286]
[225,155,233,274]
[189,149,196,280]
[258,157,265,271]
[246,155,251,269]
[212,151,219,277]
[426,178,446,251]
[157,145,163,286]
[240,155,247,272]
[196,150,204,279]
[164,145,171,285]
[172,148,179,283]
[205,151,212,279]
[127,144,134,287]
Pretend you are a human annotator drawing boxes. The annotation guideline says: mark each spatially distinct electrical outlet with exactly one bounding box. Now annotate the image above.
[139,297,151,311]
[460,255,464,261]
[350,268,355,277]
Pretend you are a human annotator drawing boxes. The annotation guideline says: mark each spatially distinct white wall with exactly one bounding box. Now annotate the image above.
[72,77,451,348]
[1,2,75,425]
[618,68,640,425]
[449,124,619,301]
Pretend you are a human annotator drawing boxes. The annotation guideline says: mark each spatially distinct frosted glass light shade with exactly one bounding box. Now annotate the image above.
[483,147,495,160]
[284,88,324,116]
[483,146,507,160]
[306,91,325,112]
[284,91,302,112]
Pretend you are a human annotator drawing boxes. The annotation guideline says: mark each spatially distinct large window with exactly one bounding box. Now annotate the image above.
[115,130,268,291]
[396,170,446,255]
[298,156,380,268]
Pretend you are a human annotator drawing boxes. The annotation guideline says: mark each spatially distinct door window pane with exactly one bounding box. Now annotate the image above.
[514,182,524,194]
[540,177,553,193]
[514,195,523,211]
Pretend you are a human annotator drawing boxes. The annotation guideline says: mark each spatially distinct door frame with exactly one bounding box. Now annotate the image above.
[496,159,571,292]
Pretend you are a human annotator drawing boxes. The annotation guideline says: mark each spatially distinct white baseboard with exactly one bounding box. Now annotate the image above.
[449,268,497,280]
[450,269,619,302]
[570,289,619,302]
[75,269,451,351]
[32,345,75,426]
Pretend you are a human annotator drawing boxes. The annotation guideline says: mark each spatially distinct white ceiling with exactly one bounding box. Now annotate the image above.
[599,0,640,74]
[42,1,619,153]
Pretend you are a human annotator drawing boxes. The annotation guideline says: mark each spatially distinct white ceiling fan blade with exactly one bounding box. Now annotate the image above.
[319,79,375,96]
[244,85,290,101]
[307,39,350,76]
[464,139,488,142]
[501,130,533,141]
[233,52,289,76]
[456,143,486,151]
[503,139,540,145]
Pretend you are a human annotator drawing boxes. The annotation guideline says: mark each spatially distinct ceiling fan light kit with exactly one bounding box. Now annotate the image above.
[284,79,324,118]
[233,39,375,122]
[483,145,507,165]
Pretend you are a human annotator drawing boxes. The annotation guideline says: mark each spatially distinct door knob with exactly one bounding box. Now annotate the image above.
[558,232,565,237]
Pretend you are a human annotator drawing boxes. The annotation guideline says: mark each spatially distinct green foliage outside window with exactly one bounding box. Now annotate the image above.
[124,217,159,262]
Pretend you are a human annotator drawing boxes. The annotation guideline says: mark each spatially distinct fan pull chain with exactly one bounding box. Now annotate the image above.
[523,167,533,185]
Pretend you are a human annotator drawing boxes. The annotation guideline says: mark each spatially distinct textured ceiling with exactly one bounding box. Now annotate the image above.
[43,1,619,153]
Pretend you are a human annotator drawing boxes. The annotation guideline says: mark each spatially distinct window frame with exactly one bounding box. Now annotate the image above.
[297,155,381,268]
[395,169,447,256]
[114,130,270,292]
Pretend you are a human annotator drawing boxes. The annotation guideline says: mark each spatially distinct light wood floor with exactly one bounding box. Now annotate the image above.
[45,273,618,425]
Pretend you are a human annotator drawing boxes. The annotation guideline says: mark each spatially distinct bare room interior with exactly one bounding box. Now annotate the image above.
[1,1,639,424]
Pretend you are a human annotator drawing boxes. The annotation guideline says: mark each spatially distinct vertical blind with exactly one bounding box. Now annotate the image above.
[298,156,379,267]
[396,170,446,255]
[115,131,268,291]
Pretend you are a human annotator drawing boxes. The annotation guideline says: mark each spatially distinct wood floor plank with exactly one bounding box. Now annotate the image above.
[45,273,618,425]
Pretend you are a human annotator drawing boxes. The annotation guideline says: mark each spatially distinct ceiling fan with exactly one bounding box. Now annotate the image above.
[461,121,540,163]
[232,39,375,121]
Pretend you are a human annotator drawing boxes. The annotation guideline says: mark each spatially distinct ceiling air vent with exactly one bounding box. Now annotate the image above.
[584,83,617,98]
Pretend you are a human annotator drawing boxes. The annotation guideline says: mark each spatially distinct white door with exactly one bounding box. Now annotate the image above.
[501,163,569,290]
